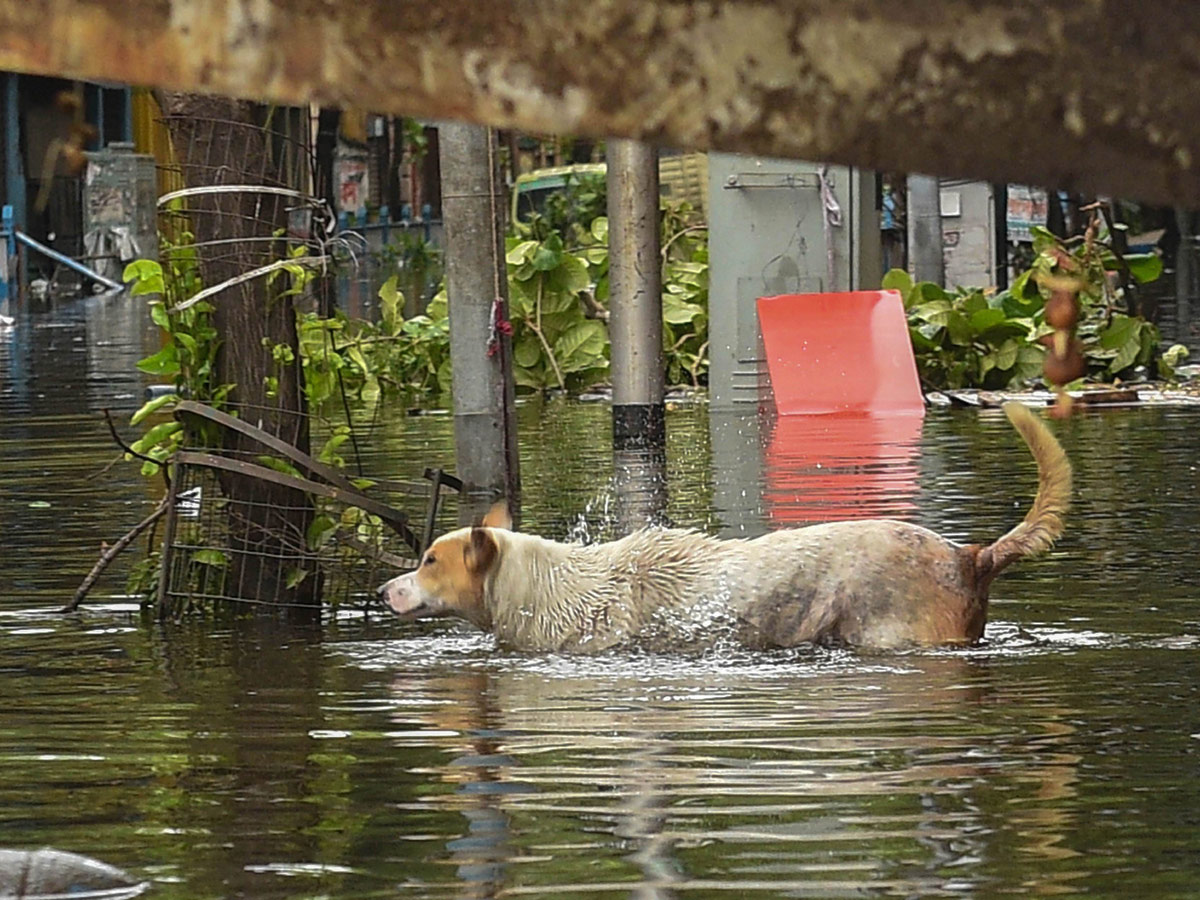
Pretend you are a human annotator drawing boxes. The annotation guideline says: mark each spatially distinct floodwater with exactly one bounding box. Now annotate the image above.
[3,291,1200,898]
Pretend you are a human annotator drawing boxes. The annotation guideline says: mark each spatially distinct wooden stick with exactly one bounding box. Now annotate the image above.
[61,498,170,613]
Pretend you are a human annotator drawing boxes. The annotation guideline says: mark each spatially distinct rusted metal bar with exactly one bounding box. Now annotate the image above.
[3,2,1200,203]
[174,400,358,494]
[174,451,420,549]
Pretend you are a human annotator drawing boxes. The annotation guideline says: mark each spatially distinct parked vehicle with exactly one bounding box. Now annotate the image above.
[511,153,708,224]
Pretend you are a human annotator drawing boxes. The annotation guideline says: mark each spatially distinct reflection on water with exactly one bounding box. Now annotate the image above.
[2,296,1200,897]
[368,641,1098,899]
[763,411,923,523]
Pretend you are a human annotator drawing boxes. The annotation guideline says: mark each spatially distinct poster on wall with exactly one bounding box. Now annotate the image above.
[334,144,370,215]
[1007,185,1049,242]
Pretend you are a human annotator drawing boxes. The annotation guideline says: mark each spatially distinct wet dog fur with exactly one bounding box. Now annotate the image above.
[379,403,1070,652]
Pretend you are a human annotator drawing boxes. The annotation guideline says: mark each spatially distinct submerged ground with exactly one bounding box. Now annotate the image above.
[2,291,1199,898]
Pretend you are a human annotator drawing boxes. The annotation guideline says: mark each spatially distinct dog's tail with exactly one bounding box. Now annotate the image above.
[976,402,1071,587]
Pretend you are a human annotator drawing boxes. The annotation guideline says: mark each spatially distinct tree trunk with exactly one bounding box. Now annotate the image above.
[159,92,320,612]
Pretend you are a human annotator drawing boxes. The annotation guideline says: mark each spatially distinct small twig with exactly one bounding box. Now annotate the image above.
[87,452,126,482]
[529,278,566,389]
[61,497,170,613]
[579,290,609,322]
[689,339,710,388]
[660,224,707,263]
[1097,202,1138,317]
[103,407,170,490]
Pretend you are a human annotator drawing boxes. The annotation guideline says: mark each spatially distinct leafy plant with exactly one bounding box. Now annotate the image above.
[885,216,1165,390]
[884,268,1044,389]
[377,231,444,317]
[124,255,230,475]
[506,230,609,391]
[517,172,608,244]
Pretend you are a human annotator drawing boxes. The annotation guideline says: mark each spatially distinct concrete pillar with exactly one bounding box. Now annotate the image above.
[907,174,944,286]
[439,122,520,504]
[607,139,664,449]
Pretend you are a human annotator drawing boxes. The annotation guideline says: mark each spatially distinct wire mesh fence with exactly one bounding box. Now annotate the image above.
[156,401,457,617]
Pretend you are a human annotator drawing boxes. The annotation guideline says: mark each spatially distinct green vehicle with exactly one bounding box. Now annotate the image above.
[511,153,708,224]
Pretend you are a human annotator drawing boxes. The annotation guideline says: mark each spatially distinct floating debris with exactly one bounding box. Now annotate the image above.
[0,847,147,900]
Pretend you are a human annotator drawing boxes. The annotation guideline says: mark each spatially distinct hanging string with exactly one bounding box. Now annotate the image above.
[483,131,517,496]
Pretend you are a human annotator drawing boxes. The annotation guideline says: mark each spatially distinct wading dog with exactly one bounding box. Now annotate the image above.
[379,403,1070,652]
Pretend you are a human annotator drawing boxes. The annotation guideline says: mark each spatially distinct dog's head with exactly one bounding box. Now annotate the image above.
[377,502,511,629]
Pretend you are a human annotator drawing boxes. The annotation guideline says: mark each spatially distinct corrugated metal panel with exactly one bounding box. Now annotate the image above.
[131,88,184,198]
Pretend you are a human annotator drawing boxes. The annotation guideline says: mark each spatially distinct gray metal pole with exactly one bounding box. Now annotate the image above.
[439,122,520,504]
[1176,208,1192,347]
[907,174,944,286]
[607,139,664,449]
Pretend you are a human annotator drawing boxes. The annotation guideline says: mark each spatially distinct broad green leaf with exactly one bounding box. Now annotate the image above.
[663,294,703,324]
[1099,314,1139,350]
[130,392,177,425]
[1110,326,1143,373]
[1007,345,1046,386]
[136,344,180,376]
[547,253,591,294]
[979,351,996,379]
[977,321,1033,343]
[505,241,537,265]
[346,343,370,376]
[318,432,350,465]
[968,307,1006,334]
[175,331,199,358]
[513,364,547,389]
[962,292,988,316]
[591,217,609,242]
[191,549,227,567]
[994,338,1019,371]
[909,300,952,325]
[531,243,563,272]
[1125,253,1164,284]
[555,320,608,371]
[946,311,973,346]
[880,268,913,295]
[132,420,181,453]
[513,337,542,369]
[378,275,403,331]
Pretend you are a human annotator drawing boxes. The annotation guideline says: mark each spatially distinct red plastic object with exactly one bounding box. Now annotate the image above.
[756,291,925,416]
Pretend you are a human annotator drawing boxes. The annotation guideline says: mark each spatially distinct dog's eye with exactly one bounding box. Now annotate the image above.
[423,554,436,567]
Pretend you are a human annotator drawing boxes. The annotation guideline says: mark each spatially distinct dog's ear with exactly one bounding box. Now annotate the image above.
[481,501,512,531]
[464,526,499,574]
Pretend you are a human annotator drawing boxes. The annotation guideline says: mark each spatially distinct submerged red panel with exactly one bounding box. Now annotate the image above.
[756,291,924,416]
